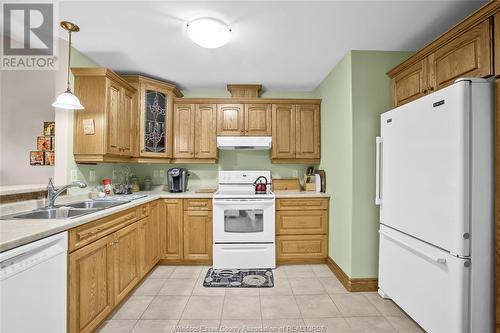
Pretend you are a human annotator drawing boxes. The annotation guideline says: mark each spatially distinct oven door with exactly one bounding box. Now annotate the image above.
[213,199,275,243]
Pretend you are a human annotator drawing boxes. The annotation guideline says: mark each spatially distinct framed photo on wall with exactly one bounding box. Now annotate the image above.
[29,151,44,166]
[37,136,53,151]
[43,122,55,136]
[44,151,55,166]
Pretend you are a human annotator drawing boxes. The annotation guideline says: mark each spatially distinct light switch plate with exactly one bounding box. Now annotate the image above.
[159,170,165,178]
[89,170,96,182]
[70,170,78,182]
[154,170,159,178]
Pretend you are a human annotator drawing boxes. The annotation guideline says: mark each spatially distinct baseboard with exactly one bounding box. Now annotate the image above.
[326,256,378,292]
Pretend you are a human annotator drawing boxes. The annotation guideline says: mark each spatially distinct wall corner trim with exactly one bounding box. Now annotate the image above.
[326,256,378,292]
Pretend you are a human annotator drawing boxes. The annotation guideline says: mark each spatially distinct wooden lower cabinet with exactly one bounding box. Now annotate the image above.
[161,199,184,261]
[183,210,212,262]
[113,222,140,304]
[276,235,328,260]
[275,198,329,262]
[68,234,114,333]
[68,202,160,333]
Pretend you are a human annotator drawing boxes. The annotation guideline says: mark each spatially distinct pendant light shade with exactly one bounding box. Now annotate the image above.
[53,21,84,110]
[52,89,84,109]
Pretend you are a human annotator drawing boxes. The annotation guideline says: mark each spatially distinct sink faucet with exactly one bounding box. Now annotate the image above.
[46,178,87,208]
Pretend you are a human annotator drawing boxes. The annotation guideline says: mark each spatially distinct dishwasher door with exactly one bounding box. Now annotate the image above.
[0,232,67,333]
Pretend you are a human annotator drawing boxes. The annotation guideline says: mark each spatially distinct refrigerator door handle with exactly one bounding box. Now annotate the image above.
[379,230,447,264]
[375,137,383,205]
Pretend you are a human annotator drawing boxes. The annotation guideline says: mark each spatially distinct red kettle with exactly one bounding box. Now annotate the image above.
[253,176,269,194]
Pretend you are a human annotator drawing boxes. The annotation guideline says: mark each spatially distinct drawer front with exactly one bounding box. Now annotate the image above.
[184,199,212,211]
[276,235,327,260]
[276,210,328,235]
[137,204,150,219]
[276,198,328,210]
[69,208,138,252]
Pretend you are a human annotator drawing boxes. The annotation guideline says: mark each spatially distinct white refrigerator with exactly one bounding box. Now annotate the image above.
[376,78,494,333]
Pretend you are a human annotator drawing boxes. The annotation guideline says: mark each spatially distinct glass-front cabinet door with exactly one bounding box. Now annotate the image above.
[122,75,183,160]
[144,89,167,154]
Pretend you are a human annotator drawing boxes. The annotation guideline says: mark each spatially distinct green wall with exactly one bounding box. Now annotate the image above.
[315,50,413,278]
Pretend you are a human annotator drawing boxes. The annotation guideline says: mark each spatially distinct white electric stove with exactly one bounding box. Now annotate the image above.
[212,170,276,269]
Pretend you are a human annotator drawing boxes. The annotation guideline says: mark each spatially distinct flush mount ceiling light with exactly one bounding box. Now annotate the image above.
[187,18,231,49]
[52,21,84,110]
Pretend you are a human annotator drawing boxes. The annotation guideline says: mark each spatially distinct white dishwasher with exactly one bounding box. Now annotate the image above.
[0,232,67,333]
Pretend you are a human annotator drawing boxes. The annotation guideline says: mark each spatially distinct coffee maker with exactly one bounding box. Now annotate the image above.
[165,168,188,193]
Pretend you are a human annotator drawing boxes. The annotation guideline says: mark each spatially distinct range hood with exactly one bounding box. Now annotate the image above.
[217,136,272,150]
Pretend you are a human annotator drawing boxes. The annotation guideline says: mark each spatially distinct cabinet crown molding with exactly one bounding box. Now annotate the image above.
[227,84,262,98]
[71,67,136,92]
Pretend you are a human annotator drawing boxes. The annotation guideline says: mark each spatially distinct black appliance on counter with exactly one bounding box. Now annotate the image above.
[165,168,188,193]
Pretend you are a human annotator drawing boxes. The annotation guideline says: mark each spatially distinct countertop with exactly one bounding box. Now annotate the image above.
[0,189,330,253]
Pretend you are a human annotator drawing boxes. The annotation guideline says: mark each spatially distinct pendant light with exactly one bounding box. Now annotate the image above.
[52,21,84,110]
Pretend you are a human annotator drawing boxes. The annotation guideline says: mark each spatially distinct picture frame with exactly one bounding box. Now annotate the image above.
[43,121,55,136]
[29,151,44,166]
[44,151,55,166]
[37,136,53,151]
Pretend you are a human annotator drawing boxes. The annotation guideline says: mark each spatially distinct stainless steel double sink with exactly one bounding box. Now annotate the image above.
[2,200,130,220]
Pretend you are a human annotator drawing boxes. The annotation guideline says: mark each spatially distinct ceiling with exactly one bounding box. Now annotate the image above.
[60,1,487,91]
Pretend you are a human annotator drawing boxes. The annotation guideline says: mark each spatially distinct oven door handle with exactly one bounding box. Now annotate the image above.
[214,200,275,205]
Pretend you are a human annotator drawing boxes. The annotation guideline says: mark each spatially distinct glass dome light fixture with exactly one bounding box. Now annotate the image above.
[52,21,84,110]
[186,18,231,49]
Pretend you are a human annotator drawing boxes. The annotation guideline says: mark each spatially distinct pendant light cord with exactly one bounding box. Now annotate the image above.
[66,30,72,92]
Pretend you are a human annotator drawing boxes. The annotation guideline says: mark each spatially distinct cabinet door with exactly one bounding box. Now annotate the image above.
[148,200,161,268]
[217,104,244,136]
[183,210,212,262]
[106,80,121,154]
[174,104,195,158]
[195,104,217,158]
[245,104,271,136]
[392,60,429,107]
[272,104,296,159]
[68,234,114,333]
[428,19,492,90]
[119,88,134,156]
[296,104,320,159]
[140,86,170,157]
[161,199,184,261]
[113,222,140,304]
[276,235,328,260]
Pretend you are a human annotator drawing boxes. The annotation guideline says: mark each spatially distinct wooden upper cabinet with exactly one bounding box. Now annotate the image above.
[272,104,296,159]
[68,234,114,333]
[392,60,429,107]
[112,222,140,304]
[296,104,320,159]
[245,104,272,136]
[183,210,212,262]
[122,75,183,160]
[161,199,184,261]
[195,104,217,159]
[174,104,195,158]
[428,19,492,90]
[495,14,500,77]
[72,68,136,163]
[217,104,244,136]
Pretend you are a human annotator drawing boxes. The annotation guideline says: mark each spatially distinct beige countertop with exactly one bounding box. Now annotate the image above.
[0,189,330,253]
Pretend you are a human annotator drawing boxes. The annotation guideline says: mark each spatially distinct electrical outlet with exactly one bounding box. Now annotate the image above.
[89,170,96,182]
[159,170,165,178]
[112,170,117,180]
[154,170,159,178]
[70,170,78,182]
[292,170,298,178]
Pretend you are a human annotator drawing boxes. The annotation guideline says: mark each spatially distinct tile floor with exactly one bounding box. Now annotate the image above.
[98,265,425,333]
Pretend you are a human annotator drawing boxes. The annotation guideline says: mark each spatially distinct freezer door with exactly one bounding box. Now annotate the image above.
[379,225,470,333]
[379,81,470,255]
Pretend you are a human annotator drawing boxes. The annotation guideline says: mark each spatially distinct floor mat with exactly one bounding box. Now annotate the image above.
[202,268,274,288]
